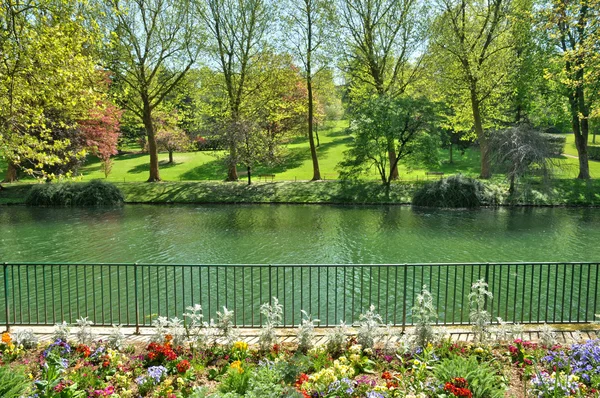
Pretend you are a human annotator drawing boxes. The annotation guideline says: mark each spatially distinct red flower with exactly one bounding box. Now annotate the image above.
[382,371,393,380]
[176,360,190,373]
[295,373,309,388]
[76,344,91,358]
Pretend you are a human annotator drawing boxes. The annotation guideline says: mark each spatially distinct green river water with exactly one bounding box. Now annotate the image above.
[0,205,598,326]
[1,204,598,263]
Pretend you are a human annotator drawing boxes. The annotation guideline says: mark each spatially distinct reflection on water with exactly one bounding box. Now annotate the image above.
[0,204,598,263]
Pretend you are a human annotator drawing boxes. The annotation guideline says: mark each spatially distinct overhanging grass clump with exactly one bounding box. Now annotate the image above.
[412,175,492,208]
[25,180,124,206]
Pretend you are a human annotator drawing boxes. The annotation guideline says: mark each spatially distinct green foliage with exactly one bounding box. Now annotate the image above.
[411,175,492,208]
[339,95,439,184]
[218,366,253,395]
[0,366,31,398]
[245,364,285,398]
[435,356,506,398]
[0,1,107,181]
[25,180,124,206]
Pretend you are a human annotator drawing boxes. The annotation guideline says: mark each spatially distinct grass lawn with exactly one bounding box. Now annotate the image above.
[74,120,485,183]
[1,122,599,206]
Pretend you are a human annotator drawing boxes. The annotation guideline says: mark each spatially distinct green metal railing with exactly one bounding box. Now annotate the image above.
[1,262,598,330]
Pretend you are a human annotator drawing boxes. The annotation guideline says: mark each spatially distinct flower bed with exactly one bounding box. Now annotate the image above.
[1,329,600,398]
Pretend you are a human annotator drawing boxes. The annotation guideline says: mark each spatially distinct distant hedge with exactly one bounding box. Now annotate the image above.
[412,175,492,208]
[542,133,567,156]
[25,180,124,206]
[589,146,600,161]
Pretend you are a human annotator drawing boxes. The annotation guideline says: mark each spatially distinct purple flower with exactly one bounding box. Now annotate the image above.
[147,365,168,384]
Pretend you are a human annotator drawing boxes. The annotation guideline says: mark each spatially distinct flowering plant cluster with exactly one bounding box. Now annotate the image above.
[5,322,600,397]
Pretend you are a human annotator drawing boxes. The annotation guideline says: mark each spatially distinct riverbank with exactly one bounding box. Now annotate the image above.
[1,179,599,206]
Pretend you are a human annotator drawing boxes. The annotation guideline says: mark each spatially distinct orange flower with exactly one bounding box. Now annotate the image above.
[1,332,11,344]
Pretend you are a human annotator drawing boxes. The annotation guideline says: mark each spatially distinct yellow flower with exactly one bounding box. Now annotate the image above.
[230,360,244,373]
[176,377,184,385]
[233,341,248,351]
[1,332,11,344]
[474,347,485,354]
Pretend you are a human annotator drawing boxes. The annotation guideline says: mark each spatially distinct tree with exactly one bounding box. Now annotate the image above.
[101,0,201,182]
[339,95,438,185]
[430,0,515,178]
[284,0,336,181]
[198,0,273,181]
[79,100,123,175]
[488,124,557,193]
[0,0,104,183]
[229,53,308,185]
[154,112,191,164]
[542,0,600,179]
[339,0,427,180]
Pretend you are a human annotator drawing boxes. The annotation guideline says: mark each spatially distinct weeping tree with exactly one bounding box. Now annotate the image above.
[488,124,558,194]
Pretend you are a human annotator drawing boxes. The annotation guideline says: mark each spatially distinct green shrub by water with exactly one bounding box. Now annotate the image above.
[25,180,124,206]
[412,175,492,208]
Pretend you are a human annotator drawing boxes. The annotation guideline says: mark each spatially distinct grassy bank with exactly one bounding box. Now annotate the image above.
[2,178,599,206]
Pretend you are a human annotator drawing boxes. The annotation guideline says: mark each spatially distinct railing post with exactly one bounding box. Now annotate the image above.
[134,263,140,335]
[269,264,272,304]
[402,264,407,333]
[3,263,9,332]
[484,263,490,313]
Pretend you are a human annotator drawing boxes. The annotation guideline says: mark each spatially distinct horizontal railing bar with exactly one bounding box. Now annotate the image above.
[1,261,597,267]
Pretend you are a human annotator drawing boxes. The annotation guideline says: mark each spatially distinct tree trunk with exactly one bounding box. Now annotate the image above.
[388,138,399,180]
[470,89,491,179]
[568,83,591,179]
[307,75,321,181]
[573,120,590,179]
[227,149,239,180]
[168,151,173,164]
[247,165,251,185]
[509,174,515,194]
[449,143,453,164]
[142,103,161,182]
[3,162,18,183]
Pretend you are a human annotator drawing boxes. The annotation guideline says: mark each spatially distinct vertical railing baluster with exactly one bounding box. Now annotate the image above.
[4,263,10,332]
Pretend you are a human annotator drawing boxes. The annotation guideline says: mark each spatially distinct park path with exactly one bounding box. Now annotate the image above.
[6,324,597,345]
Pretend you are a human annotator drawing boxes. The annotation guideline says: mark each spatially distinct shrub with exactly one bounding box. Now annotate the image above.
[435,356,506,398]
[25,180,124,206]
[0,366,31,398]
[542,133,567,156]
[72,179,124,206]
[589,146,600,161]
[412,175,492,208]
